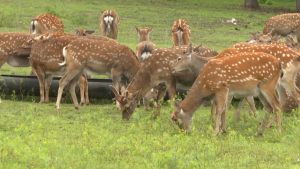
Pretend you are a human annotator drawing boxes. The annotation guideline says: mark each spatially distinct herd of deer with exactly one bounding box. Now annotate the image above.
[1,11,300,136]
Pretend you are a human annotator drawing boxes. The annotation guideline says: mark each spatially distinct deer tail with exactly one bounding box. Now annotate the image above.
[59,46,68,66]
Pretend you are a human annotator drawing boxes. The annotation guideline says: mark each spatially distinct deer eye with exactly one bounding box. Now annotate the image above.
[177,57,182,62]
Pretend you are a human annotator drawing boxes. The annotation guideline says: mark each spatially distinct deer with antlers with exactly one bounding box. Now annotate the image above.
[30,14,64,34]
[100,10,120,40]
[171,52,282,136]
[55,38,140,112]
[110,44,212,119]
[171,19,191,46]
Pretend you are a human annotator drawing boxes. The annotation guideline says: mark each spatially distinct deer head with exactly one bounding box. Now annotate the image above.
[74,29,95,36]
[135,26,154,42]
[109,85,140,120]
[285,36,300,50]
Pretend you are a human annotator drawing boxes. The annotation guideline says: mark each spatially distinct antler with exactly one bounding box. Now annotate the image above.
[109,85,127,104]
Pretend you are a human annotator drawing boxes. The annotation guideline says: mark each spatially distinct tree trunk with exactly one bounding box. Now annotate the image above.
[297,0,300,11]
[244,0,260,9]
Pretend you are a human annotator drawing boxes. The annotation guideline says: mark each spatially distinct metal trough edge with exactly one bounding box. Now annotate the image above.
[0,74,188,100]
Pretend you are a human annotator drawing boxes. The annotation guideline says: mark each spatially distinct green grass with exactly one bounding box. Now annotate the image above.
[0,0,300,168]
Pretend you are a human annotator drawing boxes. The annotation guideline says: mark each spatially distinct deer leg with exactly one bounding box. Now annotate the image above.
[84,75,90,106]
[215,88,229,134]
[246,96,258,118]
[236,98,246,121]
[171,32,179,46]
[56,69,81,110]
[111,69,122,110]
[226,96,233,110]
[210,100,216,123]
[256,87,281,136]
[152,84,167,119]
[34,66,46,103]
[79,76,86,106]
[44,75,53,103]
[69,74,82,110]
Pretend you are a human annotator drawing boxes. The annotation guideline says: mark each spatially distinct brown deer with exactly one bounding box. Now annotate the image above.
[135,41,159,63]
[284,36,300,50]
[263,13,300,42]
[216,44,300,108]
[171,19,191,46]
[110,45,209,119]
[100,10,120,40]
[30,14,64,34]
[281,92,298,113]
[190,44,218,57]
[55,38,140,112]
[135,26,154,42]
[171,44,258,121]
[171,52,282,136]
[14,36,90,105]
[0,32,31,69]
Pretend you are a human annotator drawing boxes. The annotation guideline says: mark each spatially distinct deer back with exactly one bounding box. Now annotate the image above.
[31,14,64,34]
[63,38,140,79]
[30,36,78,72]
[263,13,300,36]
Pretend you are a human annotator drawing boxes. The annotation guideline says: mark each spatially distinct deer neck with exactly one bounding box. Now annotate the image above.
[180,81,207,114]
[127,66,152,99]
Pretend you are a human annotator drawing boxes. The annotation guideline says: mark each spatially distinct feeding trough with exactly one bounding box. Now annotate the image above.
[0,74,189,100]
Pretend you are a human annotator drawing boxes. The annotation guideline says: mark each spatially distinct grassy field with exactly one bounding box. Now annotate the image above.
[0,0,300,168]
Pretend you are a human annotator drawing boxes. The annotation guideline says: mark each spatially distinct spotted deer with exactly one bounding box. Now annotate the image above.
[284,36,300,50]
[189,44,218,57]
[171,44,258,121]
[171,19,191,46]
[14,36,90,105]
[216,45,300,109]
[30,14,64,34]
[171,52,282,136]
[100,10,120,40]
[55,38,140,112]
[135,26,154,42]
[281,93,298,113]
[263,13,300,42]
[135,41,159,62]
[0,32,32,69]
[110,45,209,119]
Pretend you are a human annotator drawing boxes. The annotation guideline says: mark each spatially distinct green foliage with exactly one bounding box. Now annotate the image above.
[0,0,299,168]
[259,0,274,5]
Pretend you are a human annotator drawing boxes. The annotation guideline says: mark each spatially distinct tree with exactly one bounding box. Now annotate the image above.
[297,0,300,11]
[244,0,260,9]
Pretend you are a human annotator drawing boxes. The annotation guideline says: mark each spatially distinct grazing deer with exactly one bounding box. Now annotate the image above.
[135,26,154,42]
[263,13,300,42]
[110,45,209,119]
[31,14,64,34]
[0,32,32,69]
[171,44,258,121]
[74,29,95,36]
[171,19,191,46]
[55,38,140,112]
[100,10,120,40]
[171,52,282,136]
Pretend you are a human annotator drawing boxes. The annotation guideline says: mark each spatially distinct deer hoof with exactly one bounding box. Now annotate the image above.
[75,106,80,110]
[55,105,61,110]
[255,132,263,137]
[80,102,85,106]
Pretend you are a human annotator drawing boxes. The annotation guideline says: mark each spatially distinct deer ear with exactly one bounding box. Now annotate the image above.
[285,38,293,47]
[250,33,258,40]
[135,26,139,33]
[85,30,95,35]
[147,27,154,34]
[186,43,193,55]
[174,100,181,112]
[74,29,80,35]
[272,34,281,41]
